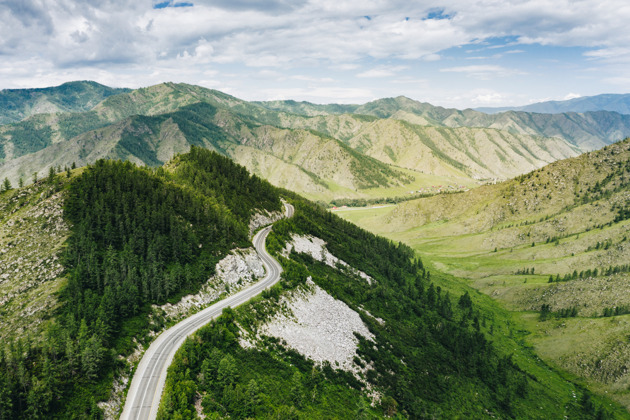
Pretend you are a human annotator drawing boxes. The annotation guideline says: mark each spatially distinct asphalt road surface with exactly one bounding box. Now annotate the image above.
[121,203,294,420]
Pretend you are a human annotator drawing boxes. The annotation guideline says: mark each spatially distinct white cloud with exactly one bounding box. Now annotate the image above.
[440,65,525,79]
[440,89,513,107]
[563,92,582,100]
[1,0,630,106]
[357,65,408,78]
[290,75,336,83]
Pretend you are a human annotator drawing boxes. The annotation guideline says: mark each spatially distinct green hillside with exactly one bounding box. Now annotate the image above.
[336,138,630,410]
[0,81,129,125]
[158,189,628,419]
[0,148,281,418]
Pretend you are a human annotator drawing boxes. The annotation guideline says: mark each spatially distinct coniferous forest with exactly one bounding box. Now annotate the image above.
[0,148,280,418]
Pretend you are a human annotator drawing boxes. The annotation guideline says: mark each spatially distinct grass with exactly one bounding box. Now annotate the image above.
[294,164,479,204]
[0,179,71,343]
[425,269,630,419]
[334,141,630,413]
[335,201,630,412]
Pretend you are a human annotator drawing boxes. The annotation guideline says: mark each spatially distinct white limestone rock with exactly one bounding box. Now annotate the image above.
[260,282,374,374]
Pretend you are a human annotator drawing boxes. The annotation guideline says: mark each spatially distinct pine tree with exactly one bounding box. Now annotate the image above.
[48,166,55,184]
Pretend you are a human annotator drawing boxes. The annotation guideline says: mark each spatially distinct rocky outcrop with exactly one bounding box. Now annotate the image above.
[283,234,373,284]
[249,208,285,237]
[258,280,374,374]
[0,184,69,342]
[156,248,265,322]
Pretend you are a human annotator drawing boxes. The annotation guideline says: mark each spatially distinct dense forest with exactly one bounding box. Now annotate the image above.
[158,195,615,418]
[0,148,280,418]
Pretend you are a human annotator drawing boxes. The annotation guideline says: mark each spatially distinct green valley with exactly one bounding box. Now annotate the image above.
[336,138,630,410]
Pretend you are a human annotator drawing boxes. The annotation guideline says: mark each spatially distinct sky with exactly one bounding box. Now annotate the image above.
[1,0,630,108]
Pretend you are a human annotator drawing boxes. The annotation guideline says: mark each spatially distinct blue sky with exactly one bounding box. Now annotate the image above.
[1,0,629,108]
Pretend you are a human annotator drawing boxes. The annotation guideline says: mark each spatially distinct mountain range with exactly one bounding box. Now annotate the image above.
[2,81,630,418]
[476,93,630,115]
[2,82,630,204]
[0,81,129,125]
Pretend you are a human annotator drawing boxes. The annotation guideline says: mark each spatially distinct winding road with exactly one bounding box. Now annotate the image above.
[121,203,294,420]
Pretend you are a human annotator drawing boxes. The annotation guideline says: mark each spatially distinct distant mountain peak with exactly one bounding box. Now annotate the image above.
[476,93,630,115]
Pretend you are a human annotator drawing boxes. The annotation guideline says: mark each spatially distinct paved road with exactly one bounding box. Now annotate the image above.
[121,203,294,420]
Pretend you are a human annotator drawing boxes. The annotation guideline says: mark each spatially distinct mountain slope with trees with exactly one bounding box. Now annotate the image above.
[336,138,630,410]
[157,188,628,419]
[0,148,281,418]
[1,148,626,418]
[0,81,129,125]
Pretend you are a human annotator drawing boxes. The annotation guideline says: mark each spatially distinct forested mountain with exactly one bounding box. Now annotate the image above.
[0,148,623,418]
[337,138,630,411]
[477,93,630,115]
[0,148,281,418]
[0,81,129,125]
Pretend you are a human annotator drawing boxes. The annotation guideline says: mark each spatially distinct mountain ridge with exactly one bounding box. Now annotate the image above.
[2,81,629,205]
[476,93,630,115]
[0,81,130,125]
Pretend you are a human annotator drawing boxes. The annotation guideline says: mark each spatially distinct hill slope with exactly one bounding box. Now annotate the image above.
[0,102,415,202]
[336,138,630,409]
[262,96,630,152]
[0,81,129,125]
[343,118,579,180]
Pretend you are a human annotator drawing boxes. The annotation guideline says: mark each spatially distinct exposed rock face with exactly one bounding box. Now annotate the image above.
[283,233,373,284]
[259,281,374,373]
[156,247,265,321]
[249,208,285,237]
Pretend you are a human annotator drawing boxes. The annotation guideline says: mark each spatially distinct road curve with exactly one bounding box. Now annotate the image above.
[121,203,294,420]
